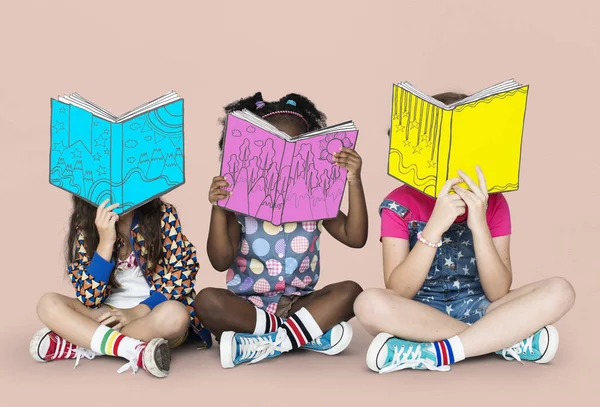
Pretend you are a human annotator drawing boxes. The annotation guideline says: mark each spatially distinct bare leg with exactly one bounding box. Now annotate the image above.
[355,277,576,358]
[194,288,257,340]
[354,288,468,342]
[36,293,189,348]
[289,281,363,332]
[459,277,575,357]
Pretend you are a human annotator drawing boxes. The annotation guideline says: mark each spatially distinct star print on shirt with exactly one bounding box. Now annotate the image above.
[453,280,461,289]
[463,309,471,317]
[467,289,475,295]
[444,258,454,267]
[462,240,473,246]
[457,251,464,260]
[443,237,453,244]
[388,202,399,211]
[464,298,474,305]
[463,266,470,275]
[470,257,476,264]
[446,304,454,314]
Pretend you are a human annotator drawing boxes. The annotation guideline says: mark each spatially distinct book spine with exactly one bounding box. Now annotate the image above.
[110,123,124,211]
[434,109,453,198]
[273,141,295,225]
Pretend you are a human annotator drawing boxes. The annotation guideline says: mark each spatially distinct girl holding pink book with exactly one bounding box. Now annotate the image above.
[195,92,368,368]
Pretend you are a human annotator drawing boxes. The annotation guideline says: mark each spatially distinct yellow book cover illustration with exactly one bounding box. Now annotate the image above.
[388,80,528,197]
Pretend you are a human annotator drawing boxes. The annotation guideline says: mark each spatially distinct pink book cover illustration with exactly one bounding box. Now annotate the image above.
[218,110,359,225]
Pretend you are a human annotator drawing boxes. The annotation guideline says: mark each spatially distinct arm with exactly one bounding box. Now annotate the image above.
[323,148,368,248]
[383,235,440,298]
[67,230,115,308]
[383,178,467,298]
[471,230,512,301]
[207,206,241,271]
[453,167,512,301]
[68,200,121,308]
[141,205,200,309]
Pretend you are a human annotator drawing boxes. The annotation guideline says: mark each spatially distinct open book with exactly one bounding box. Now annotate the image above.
[388,79,528,197]
[218,109,359,225]
[50,91,184,214]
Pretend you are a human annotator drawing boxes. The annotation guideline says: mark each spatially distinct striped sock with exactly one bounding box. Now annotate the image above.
[281,308,323,350]
[90,325,143,359]
[254,308,284,335]
[433,336,465,366]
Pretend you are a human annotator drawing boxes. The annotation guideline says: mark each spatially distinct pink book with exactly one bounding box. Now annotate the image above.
[218,110,359,225]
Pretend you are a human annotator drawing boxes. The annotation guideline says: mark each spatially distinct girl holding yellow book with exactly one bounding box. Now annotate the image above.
[355,92,576,373]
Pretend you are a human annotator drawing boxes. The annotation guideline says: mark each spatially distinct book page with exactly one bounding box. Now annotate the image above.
[447,86,528,194]
[57,92,180,123]
[218,114,288,222]
[218,113,359,224]
[388,85,446,197]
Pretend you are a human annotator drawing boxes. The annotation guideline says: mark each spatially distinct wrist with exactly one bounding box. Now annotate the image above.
[422,225,444,243]
[133,304,151,318]
[348,176,363,187]
[470,222,491,238]
[97,240,115,260]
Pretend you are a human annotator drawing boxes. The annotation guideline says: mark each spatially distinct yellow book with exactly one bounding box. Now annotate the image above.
[388,80,528,197]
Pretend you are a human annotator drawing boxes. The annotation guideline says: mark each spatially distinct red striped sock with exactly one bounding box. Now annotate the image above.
[254,308,284,335]
[282,308,323,349]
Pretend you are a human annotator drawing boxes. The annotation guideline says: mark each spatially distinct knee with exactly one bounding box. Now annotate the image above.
[194,287,228,319]
[335,280,363,304]
[36,292,66,320]
[544,277,576,311]
[153,301,189,337]
[353,288,392,322]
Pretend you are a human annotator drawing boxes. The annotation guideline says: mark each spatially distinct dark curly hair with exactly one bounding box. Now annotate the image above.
[218,92,327,151]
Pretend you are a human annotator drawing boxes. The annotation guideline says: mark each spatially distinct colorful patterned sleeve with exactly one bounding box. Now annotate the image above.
[67,231,114,308]
[140,205,199,309]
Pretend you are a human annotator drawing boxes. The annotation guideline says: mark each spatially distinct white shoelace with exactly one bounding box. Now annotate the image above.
[500,335,534,364]
[49,335,95,369]
[379,344,451,374]
[116,345,145,375]
[73,348,96,369]
[240,330,287,364]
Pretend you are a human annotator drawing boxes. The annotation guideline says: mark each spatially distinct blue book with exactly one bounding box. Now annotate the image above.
[50,92,184,214]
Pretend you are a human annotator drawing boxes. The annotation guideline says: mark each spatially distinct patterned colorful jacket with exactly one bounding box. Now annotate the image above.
[67,204,212,347]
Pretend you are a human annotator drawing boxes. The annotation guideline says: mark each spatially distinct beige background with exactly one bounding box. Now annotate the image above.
[1,0,598,405]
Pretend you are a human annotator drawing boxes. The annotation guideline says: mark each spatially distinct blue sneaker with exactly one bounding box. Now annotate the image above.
[301,322,353,355]
[220,329,289,368]
[497,325,559,364]
[366,333,450,373]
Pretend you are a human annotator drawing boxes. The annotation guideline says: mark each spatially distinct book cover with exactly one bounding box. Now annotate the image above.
[388,80,528,197]
[49,91,184,214]
[218,110,359,225]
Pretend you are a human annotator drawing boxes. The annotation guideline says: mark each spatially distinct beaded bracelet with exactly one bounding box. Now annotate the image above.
[417,231,442,248]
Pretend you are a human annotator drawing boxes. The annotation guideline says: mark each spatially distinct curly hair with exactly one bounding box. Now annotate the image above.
[218,92,328,151]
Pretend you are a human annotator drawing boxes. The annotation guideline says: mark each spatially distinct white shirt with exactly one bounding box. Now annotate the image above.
[104,252,150,309]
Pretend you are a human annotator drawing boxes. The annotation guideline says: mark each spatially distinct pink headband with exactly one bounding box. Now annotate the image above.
[261,110,310,130]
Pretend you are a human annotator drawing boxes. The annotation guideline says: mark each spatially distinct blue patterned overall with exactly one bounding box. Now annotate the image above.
[380,199,491,324]
[225,214,322,314]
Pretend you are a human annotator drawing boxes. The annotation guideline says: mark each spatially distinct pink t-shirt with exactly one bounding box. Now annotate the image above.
[381,185,512,240]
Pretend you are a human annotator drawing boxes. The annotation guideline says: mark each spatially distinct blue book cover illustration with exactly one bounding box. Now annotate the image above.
[50,92,184,214]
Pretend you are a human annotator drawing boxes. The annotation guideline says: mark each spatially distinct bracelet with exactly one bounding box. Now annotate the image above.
[417,231,442,248]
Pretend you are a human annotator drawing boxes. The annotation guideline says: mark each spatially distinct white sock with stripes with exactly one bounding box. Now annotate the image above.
[253,307,284,335]
[281,308,323,350]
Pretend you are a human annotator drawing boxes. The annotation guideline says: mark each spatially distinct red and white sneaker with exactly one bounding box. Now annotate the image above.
[117,338,171,378]
[30,327,96,368]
